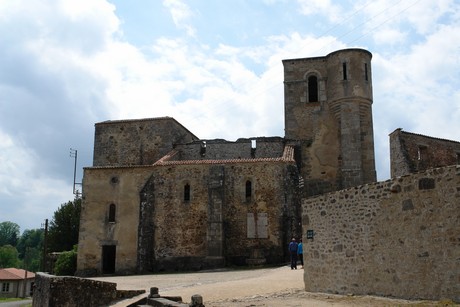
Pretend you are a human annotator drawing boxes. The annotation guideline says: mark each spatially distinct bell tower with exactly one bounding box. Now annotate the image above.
[283,48,376,195]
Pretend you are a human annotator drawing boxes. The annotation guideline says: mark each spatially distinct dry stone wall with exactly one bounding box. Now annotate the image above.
[302,164,460,302]
[32,272,144,307]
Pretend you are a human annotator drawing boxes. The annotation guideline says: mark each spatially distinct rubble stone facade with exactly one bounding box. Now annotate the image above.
[77,48,376,275]
[390,128,460,177]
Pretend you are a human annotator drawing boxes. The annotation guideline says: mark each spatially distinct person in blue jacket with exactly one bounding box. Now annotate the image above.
[288,238,298,269]
[297,239,303,269]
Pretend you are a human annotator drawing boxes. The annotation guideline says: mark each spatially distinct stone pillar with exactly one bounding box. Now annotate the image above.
[207,166,224,260]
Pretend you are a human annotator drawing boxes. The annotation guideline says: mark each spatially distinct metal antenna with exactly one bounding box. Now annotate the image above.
[70,148,82,198]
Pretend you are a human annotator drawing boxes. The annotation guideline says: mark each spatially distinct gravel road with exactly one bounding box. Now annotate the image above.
[91,265,452,307]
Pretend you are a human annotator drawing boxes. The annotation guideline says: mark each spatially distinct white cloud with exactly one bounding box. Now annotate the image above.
[163,0,196,37]
[1,0,459,229]
[296,0,343,23]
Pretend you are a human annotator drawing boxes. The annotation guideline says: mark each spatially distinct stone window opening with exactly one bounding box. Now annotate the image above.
[200,141,206,157]
[184,183,191,202]
[245,180,252,201]
[342,62,347,80]
[417,145,428,161]
[308,76,319,102]
[365,63,369,81]
[417,145,429,170]
[456,153,460,164]
[108,203,116,223]
[251,140,256,158]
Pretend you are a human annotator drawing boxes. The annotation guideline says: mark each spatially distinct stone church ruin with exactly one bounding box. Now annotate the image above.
[76,48,459,302]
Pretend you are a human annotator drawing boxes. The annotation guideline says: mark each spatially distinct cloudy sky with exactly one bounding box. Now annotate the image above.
[1,0,459,232]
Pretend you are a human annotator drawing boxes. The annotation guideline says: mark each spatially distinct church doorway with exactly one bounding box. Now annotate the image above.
[102,245,116,274]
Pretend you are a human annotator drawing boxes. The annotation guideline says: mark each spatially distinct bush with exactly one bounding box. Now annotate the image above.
[54,246,77,276]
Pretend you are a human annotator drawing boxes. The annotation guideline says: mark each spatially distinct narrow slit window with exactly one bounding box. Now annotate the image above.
[456,153,460,164]
[418,145,427,161]
[251,140,256,158]
[245,180,252,201]
[308,76,318,102]
[108,204,116,223]
[184,184,191,202]
[364,63,368,81]
[342,63,347,80]
[200,141,206,157]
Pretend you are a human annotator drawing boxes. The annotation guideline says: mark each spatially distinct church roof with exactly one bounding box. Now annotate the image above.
[154,145,295,166]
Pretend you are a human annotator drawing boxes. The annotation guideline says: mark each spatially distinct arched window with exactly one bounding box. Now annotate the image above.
[184,184,191,202]
[108,204,116,223]
[308,76,318,102]
[245,180,252,201]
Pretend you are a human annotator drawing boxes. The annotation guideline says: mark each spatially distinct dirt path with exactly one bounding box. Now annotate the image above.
[92,265,453,307]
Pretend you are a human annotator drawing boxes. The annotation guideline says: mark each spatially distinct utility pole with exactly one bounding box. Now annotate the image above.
[70,148,81,199]
[22,247,29,298]
[41,219,48,272]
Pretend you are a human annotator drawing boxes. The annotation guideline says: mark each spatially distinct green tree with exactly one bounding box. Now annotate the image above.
[47,199,81,252]
[0,221,20,246]
[22,247,41,272]
[53,245,77,276]
[0,245,20,268]
[16,229,43,259]
[16,229,44,272]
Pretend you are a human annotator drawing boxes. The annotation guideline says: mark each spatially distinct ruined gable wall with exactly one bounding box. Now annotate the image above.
[390,128,460,177]
[93,118,198,167]
[302,165,460,302]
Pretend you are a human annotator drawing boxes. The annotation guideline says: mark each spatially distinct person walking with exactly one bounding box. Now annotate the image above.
[288,238,298,270]
[297,239,303,269]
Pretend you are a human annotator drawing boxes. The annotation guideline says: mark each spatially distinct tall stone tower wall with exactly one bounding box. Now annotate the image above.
[283,48,376,195]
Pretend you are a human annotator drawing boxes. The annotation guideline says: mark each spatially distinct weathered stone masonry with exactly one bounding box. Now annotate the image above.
[302,164,460,302]
[390,128,460,177]
[77,48,377,275]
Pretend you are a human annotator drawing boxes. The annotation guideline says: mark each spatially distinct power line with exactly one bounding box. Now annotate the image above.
[177,0,423,134]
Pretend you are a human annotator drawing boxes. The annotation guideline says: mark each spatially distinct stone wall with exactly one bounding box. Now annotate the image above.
[93,117,198,167]
[175,137,285,161]
[390,128,460,177]
[302,164,460,302]
[283,48,376,196]
[32,272,144,307]
[140,159,300,271]
[78,156,300,275]
[77,166,153,276]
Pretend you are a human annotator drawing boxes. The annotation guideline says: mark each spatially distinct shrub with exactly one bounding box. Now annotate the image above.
[54,246,77,276]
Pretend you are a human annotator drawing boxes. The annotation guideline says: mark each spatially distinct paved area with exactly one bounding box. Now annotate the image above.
[90,265,453,306]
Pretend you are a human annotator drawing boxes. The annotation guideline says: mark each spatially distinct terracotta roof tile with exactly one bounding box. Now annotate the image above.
[0,268,35,280]
[153,145,296,166]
